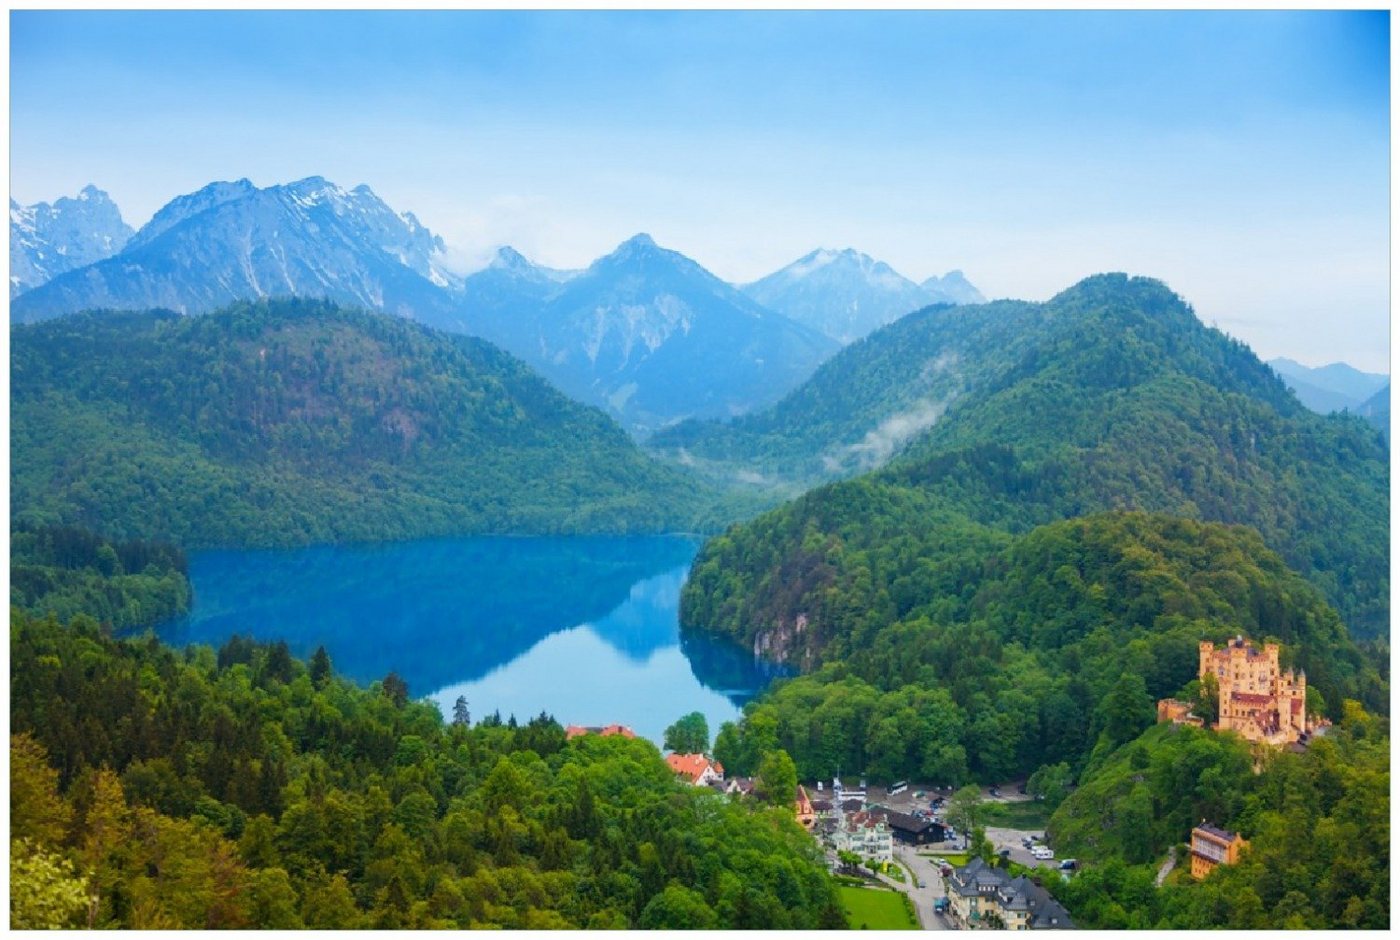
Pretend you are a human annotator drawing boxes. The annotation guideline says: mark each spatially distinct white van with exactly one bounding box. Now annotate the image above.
[1031,845,1055,860]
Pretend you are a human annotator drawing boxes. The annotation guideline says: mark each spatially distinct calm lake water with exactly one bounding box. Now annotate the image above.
[155,535,778,743]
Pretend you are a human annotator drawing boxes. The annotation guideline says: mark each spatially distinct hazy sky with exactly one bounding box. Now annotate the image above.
[10,10,1391,370]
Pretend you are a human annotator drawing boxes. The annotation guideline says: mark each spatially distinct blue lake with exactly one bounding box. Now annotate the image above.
[155,535,779,743]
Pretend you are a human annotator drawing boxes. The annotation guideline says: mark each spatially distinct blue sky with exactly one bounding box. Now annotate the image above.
[10,10,1391,370]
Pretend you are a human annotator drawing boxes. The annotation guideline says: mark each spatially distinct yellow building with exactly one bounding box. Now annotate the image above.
[1189,823,1248,879]
[1156,698,1204,727]
[1198,637,1309,746]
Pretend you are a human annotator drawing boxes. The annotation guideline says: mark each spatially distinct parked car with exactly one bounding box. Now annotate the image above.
[989,786,1001,797]
[918,880,927,888]
[1021,837,1034,847]
[1059,859,1078,871]
[1031,846,1055,860]
[934,898,950,913]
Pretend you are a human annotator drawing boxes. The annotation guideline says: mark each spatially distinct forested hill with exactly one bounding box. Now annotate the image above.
[678,274,1389,639]
[12,299,723,548]
[697,511,1386,786]
[10,610,843,929]
[650,297,1042,484]
[653,273,1310,483]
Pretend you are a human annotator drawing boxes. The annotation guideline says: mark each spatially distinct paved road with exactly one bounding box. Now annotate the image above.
[893,845,951,930]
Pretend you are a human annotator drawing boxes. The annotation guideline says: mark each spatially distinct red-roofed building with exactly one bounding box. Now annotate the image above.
[666,753,724,786]
[565,724,638,740]
[796,785,815,830]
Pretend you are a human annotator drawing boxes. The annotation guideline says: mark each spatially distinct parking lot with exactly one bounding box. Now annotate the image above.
[860,781,1064,872]
[985,826,1049,868]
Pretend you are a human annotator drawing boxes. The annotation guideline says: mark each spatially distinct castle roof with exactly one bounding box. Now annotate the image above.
[1230,692,1274,705]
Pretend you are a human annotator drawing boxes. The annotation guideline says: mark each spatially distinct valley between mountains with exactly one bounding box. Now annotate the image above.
[10,178,1390,931]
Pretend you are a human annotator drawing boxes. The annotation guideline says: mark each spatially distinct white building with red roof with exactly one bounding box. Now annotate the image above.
[665,752,725,786]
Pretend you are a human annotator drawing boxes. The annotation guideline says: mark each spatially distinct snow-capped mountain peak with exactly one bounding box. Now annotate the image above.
[741,247,940,344]
[10,185,135,297]
[12,176,466,325]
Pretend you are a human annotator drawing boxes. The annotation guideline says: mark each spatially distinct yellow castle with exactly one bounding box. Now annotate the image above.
[1198,636,1309,746]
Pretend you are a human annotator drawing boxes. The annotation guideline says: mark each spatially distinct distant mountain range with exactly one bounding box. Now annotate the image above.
[741,247,984,344]
[460,235,839,432]
[1268,357,1388,415]
[10,186,133,296]
[10,179,851,433]
[11,177,467,330]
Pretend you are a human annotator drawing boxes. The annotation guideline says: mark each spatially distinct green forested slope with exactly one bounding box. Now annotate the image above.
[680,274,1388,639]
[701,512,1384,786]
[1044,714,1388,929]
[10,524,191,630]
[10,610,843,929]
[649,298,1045,483]
[12,300,724,548]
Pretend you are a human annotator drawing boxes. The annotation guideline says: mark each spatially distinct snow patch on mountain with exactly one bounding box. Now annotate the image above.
[10,186,134,296]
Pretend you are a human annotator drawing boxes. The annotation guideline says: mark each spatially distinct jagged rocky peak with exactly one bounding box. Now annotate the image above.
[11,175,466,325]
[492,245,537,271]
[10,184,135,296]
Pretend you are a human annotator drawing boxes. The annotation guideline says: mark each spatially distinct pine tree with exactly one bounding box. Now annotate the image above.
[309,646,332,690]
[382,673,408,708]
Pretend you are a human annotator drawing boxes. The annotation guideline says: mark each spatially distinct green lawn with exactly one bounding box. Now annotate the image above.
[979,800,1051,829]
[920,851,971,867]
[838,886,919,930]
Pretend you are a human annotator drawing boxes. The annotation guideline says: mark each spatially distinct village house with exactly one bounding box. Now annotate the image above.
[830,810,893,863]
[563,724,637,740]
[665,752,724,786]
[722,776,755,797]
[946,857,1074,930]
[884,809,951,846]
[795,784,816,830]
[1189,823,1249,880]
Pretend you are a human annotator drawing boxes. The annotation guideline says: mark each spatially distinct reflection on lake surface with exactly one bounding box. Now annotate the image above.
[154,535,780,742]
